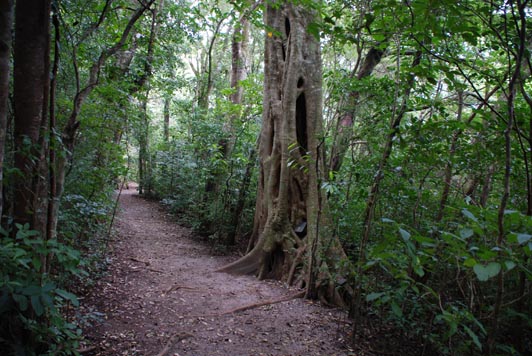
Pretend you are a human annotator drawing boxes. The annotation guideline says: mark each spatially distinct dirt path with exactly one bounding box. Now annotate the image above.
[81,187,351,356]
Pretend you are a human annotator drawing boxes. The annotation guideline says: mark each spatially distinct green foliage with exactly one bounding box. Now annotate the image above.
[322,0,532,353]
[0,224,84,355]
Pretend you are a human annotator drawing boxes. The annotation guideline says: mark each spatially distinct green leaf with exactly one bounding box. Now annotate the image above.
[366,292,385,302]
[399,228,411,242]
[461,208,478,222]
[31,295,44,316]
[12,294,28,311]
[464,258,477,268]
[56,289,79,307]
[473,262,501,282]
[516,233,532,245]
[414,265,425,277]
[381,218,395,223]
[21,285,41,296]
[307,22,321,40]
[391,302,403,318]
[459,228,474,239]
[504,261,516,271]
[463,325,482,351]
[32,257,42,271]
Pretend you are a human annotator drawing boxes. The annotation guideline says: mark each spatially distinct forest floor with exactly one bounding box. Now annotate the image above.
[79,185,354,356]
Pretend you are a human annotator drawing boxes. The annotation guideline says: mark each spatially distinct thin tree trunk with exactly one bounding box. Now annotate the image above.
[163,96,170,143]
[479,163,496,207]
[139,89,151,195]
[0,0,13,219]
[436,91,464,222]
[197,18,224,110]
[328,46,385,174]
[488,2,527,353]
[227,146,256,245]
[351,49,422,337]
[47,7,60,244]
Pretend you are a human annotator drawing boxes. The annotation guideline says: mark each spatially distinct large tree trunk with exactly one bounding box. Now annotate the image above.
[13,0,51,233]
[0,0,13,219]
[219,0,347,305]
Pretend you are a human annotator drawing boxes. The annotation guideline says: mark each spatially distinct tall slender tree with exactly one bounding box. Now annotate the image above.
[0,0,13,219]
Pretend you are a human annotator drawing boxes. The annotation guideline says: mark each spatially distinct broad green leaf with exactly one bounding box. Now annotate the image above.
[473,262,501,282]
[32,257,41,272]
[516,233,532,245]
[381,218,395,223]
[463,325,482,351]
[12,294,28,311]
[391,302,403,318]
[56,289,79,307]
[461,208,478,222]
[21,285,41,296]
[505,261,516,271]
[464,258,477,268]
[31,295,44,316]
[414,265,425,277]
[459,228,473,239]
[399,228,411,242]
[366,292,385,302]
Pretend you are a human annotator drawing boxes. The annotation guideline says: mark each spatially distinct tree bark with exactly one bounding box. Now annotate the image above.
[219,0,347,306]
[13,0,51,232]
[47,7,60,244]
[0,0,13,219]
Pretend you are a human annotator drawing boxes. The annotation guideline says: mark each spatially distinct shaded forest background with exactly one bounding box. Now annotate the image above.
[0,0,530,355]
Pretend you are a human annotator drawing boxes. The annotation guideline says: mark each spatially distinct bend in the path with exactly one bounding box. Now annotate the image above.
[83,188,350,356]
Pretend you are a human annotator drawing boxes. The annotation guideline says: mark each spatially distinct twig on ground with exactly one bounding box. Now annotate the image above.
[155,333,193,356]
[78,345,98,354]
[129,257,150,265]
[165,284,199,294]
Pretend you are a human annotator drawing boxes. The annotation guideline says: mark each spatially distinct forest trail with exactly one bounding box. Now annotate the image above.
[81,186,351,356]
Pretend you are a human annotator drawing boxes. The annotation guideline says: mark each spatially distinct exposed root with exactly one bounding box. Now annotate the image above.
[287,245,306,285]
[156,333,193,356]
[216,239,265,275]
[190,291,305,318]
[217,290,305,315]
